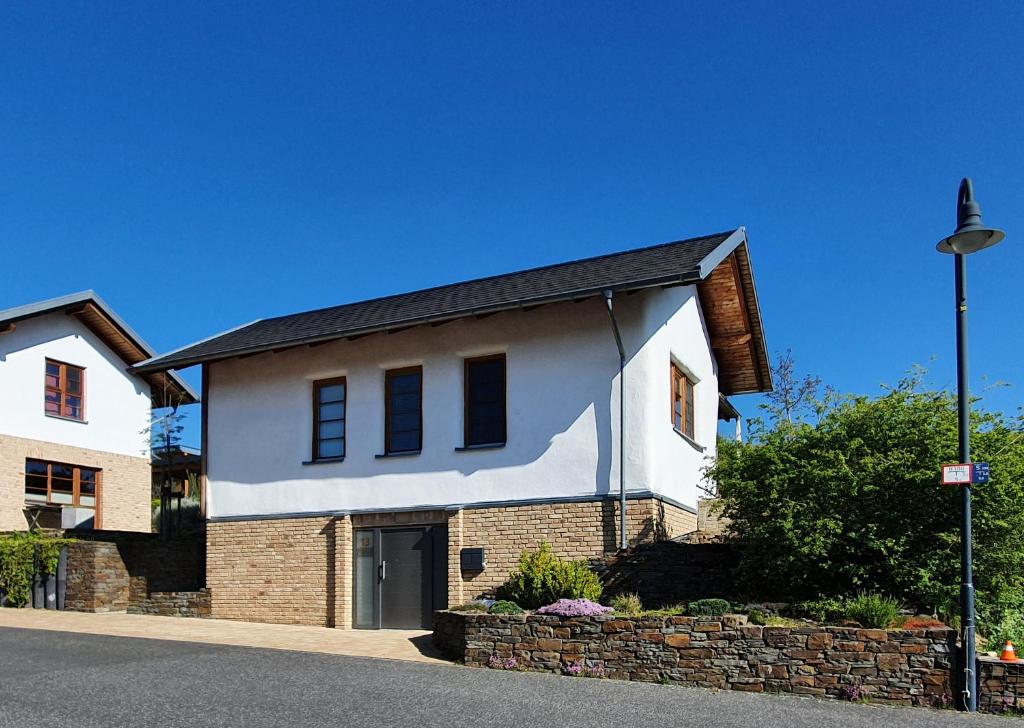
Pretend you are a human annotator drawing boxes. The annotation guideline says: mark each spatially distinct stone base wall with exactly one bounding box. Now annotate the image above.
[0,433,151,532]
[206,515,352,628]
[128,588,211,618]
[980,658,1024,714]
[434,611,956,707]
[451,496,697,603]
[64,531,205,612]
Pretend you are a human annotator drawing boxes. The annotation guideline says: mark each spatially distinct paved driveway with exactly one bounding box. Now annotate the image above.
[0,626,1010,728]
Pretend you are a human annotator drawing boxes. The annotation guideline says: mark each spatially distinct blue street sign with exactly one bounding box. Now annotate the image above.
[973,462,991,484]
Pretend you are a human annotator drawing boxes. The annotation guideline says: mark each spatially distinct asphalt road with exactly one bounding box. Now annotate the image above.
[0,627,1008,728]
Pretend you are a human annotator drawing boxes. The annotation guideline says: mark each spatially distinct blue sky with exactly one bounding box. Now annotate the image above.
[2,1,1022,447]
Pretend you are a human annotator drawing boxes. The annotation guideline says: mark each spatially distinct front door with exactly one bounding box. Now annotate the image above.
[353,525,447,629]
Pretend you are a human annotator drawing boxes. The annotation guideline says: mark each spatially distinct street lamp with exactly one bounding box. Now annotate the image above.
[936,178,1006,712]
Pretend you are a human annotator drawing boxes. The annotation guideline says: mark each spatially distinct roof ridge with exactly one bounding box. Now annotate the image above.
[257,230,737,325]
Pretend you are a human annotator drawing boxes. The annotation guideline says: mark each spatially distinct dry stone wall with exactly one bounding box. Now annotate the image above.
[435,611,955,707]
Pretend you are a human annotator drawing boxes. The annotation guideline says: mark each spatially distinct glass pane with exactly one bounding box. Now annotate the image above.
[389,373,420,395]
[45,373,60,388]
[51,477,73,494]
[390,393,419,413]
[319,421,344,439]
[79,497,96,507]
[318,438,344,458]
[25,474,49,497]
[52,464,73,479]
[45,390,60,414]
[320,402,345,421]
[391,413,419,433]
[354,530,377,628]
[46,362,60,377]
[319,383,345,403]
[80,469,97,496]
[389,430,419,452]
[51,491,73,504]
[65,396,82,418]
[26,460,49,475]
[66,367,82,394]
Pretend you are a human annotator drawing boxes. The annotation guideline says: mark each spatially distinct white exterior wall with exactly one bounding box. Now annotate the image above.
[635,286,718,508]
[0,313,152,457]
[205,289,719,519]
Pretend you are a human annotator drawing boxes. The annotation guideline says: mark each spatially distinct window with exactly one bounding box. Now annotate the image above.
[671,363,696,440]
[45,359,85,420]
[24,458,101,509]
[464,354,506,447]
[313,377,347,460]
[385,366,422,454]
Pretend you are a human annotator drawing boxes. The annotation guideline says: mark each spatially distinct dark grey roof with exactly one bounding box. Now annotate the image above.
[134,229,745,373]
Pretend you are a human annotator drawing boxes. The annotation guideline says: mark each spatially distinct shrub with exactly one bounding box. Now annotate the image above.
[449,602,489,613]
[0,532,74,607]
[610,592,643,616]
[791,597,847,624]
[984,613,1024,651]
[687,598,730,617]
[843,592,902,629]
[536,599,612,617]
[489,600,524,615]
[496,542,602,609]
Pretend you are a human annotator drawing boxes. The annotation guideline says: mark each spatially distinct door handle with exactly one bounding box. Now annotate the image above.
[379,560,386,582]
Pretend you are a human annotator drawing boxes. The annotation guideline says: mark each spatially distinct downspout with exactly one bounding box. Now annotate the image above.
[603,290,628,551]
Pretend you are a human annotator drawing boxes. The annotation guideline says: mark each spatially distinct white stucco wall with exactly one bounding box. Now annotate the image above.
[205,288,719,519]
[0,313,152,457]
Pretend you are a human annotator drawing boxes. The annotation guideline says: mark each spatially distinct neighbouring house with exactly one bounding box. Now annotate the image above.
[0,291,197,532]
[134,228,771,629]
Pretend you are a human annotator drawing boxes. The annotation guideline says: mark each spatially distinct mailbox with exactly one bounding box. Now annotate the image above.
[460,547,486,571]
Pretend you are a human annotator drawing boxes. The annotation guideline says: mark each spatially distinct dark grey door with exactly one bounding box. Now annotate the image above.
[380,528,433,629]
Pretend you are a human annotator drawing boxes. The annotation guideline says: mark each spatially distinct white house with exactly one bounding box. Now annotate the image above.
[0,292,197,532]
[136,228,771,629]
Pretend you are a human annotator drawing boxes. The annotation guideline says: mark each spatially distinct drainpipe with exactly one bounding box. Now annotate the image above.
[603,290,628,551]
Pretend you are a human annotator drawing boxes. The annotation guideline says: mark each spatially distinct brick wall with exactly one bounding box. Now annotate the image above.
[0,433,151,532]
[435,611,956,707]
[453,496,697,601]
[206,515,352,628]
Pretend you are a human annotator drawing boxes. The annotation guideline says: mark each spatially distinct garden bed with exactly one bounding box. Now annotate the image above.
[435,610,956,707]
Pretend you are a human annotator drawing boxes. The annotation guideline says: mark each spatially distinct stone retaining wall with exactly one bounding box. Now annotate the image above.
[434,611,955,707]
[980,657,1024,714]
[128,588,211,618]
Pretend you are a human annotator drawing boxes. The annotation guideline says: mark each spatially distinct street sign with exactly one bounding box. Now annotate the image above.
[973,462,991,484]
[942,463,973,485]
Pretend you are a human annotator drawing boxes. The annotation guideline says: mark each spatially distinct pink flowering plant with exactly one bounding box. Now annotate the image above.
[536,598,612,617]
[487,654,520,671]
[563,660,606,678]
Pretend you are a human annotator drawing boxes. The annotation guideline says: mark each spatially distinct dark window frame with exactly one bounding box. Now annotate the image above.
[670,362,696,440]
[45,358,86,421]
[384,366,423,454]
[463,353,507,448]
[312,376,347,461]
[24,458,103,527]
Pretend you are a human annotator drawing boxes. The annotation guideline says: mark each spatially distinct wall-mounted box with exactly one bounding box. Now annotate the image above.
[460,547,486,571]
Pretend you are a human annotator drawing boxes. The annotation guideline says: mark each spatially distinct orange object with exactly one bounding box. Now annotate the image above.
[1001,641,1019,661]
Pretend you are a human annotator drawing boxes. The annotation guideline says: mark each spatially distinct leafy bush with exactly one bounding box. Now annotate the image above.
[707,366,1024,624]
[843,593,902,629]
[449,602,489,613]
[0,532,74,606]
[535,599,612,617]
[489,600,524,615]
[984,613,1024,651]
[792,597,847,624]
[610,592,643,616]
[687,598,730,616]
[496,542,602,609]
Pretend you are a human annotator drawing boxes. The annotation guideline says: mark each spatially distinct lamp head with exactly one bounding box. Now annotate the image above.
[937,178,1005,254]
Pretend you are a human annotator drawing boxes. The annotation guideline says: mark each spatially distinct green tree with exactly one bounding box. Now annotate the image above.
[706,364,1024,628]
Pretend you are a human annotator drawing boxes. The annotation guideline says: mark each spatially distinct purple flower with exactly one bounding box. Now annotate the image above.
[536,599,613,617]
[488,654,519,670]
[564,662,584,675]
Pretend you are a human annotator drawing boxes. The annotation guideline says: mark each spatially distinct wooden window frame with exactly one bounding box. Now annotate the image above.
[384,366,423,454]
[463,353,507,448]
[24,458,103,527]
[44,358,86,422]
[312,376,347,461]
[670,363,696,441]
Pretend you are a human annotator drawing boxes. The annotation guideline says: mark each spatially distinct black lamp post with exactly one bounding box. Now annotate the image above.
[936,178,1005,712]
